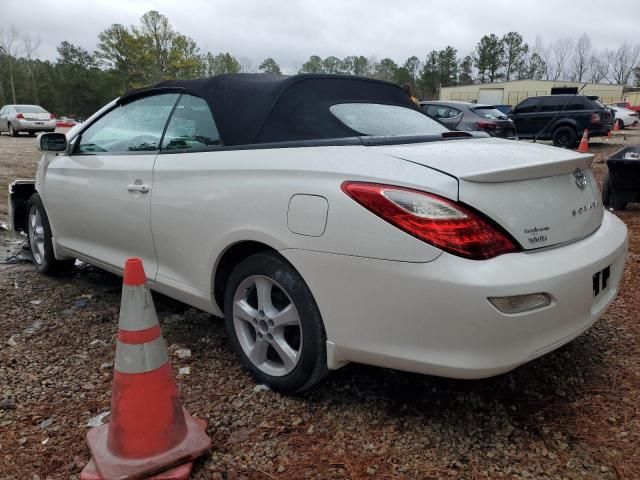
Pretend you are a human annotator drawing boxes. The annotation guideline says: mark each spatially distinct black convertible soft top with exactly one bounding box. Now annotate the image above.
[118,74,420,146]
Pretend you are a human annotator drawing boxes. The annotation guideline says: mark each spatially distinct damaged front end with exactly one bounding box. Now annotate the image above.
[8,180,36,232]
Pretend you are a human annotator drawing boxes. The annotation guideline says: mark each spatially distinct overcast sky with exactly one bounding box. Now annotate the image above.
[4,0,639,73]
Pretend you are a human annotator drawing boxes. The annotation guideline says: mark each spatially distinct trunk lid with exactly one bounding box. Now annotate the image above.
[382,138,603,250]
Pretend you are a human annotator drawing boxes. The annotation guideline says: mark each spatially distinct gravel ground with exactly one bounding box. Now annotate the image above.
[0,129,639,479]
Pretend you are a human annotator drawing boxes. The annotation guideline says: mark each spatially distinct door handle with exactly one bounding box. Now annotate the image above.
[127,184,150,193]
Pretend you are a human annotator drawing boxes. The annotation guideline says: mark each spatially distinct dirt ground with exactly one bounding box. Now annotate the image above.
[1,128,639,480]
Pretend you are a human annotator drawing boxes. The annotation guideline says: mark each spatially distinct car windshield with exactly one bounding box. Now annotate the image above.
[471,106,508,120]
[330,103,448,136]
[593,99,606,109]
[15,105,47,113]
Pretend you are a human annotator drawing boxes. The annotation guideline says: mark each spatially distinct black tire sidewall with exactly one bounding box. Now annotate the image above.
[9,124,17,137]
[223,252,327,393]
[552,126,577,148]
[602,175,612,207]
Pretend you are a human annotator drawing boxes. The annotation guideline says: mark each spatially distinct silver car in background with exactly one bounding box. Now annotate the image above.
[0,104,56,136]
[420,100,517,139]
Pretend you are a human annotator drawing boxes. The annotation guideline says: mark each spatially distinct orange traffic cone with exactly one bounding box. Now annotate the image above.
[577,129,589,153]
[613,119,621,132]
[81,258,211,480]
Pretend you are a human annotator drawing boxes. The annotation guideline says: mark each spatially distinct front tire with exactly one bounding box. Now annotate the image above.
[27,194,75,274]
[617,119,624,130]
[552,126,578,148]
[224,252,328,393]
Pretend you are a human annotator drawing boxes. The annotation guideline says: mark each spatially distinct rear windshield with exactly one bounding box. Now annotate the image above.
[330,103,448,136]
[15,105,47,113]
[471,106,509,120]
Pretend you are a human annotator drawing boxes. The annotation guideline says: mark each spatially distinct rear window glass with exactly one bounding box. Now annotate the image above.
[15,105,47,113]
[330,103,448,136]
[471,106,508,120]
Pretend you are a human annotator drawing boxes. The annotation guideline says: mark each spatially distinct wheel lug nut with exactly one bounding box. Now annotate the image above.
[267,333,273,340]
[267,320,274,327]
[257,332,263,338]
[252,317,257,324]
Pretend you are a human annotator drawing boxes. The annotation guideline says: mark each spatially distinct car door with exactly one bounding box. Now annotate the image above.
[149,94,225,306]
[423,104,462,129]
[42,92,180,277]
[509,97,540,136]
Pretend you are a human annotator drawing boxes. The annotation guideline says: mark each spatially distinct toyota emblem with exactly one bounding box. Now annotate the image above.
[573,168,587,189]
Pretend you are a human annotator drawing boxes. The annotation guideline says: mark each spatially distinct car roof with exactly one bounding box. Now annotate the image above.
[119,74,417,146]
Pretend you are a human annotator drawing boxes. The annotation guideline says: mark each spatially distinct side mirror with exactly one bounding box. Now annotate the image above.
[38,132,67,152]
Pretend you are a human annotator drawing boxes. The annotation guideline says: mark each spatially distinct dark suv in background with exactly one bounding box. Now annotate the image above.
[508,95,614,148]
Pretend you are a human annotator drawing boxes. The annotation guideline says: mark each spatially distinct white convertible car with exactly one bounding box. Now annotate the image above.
[9,74,628,393]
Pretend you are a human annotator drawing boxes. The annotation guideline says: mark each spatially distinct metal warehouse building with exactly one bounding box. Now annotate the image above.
[439,80,625,106]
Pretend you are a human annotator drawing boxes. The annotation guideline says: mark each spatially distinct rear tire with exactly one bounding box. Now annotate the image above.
[602,175,613,207]
[8,123,18,137]
[612,195,627,211]
[224,251,328,393]
[27,193,75,275]
[552,126,578,148]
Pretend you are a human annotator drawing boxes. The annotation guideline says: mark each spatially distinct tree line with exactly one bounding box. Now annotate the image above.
[1,10,639,117]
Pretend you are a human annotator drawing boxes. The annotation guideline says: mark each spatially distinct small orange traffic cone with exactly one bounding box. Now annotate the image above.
[81,258,211,480]
[613,119,621,132]
[577,129,589,153]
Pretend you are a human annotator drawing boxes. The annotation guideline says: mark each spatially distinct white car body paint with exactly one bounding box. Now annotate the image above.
[38,133,628,379]
[609,105,639,127]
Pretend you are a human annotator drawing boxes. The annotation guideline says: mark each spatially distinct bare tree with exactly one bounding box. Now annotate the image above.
[238,56,254,73]
[0,26,22,104]
[550,37,573,81]
[22,34,41,103]
[570,34,591,82]
[587,53,609,83]
[608,43,640,85]
[532,36,551,80]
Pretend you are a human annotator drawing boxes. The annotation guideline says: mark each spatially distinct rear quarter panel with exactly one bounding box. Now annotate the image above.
[149,145,458,300]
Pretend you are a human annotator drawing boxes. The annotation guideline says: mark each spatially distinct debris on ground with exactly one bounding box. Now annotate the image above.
[86,412,110,428]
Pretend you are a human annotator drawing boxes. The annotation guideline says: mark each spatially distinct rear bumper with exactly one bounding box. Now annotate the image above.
[589,123,614,137]
[283,212,628,378]
[13,119,56,131]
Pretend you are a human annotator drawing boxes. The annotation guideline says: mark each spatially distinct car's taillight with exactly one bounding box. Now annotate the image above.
[590,113,601,123]
[15,113,24,119]
[50,113,56,119]
[476,121,497,130]
[341,182,519,260]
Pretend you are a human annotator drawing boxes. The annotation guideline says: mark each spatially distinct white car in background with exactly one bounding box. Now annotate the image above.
[8,74,628,393]
[608,105,639,129]
[0,104,57,136]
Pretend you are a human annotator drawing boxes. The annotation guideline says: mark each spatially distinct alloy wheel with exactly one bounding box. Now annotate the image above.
[232,275,303,377]
[28,206,45,265]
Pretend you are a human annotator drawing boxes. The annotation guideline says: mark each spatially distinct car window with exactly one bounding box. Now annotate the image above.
[471,106,508,120]
[162,94,222,150]
[513,98,539,114]
[540,96,588,112]
[16,105,47,113]
[330,103,448,136]
[77,93,179,153]
[424,105,461,119]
